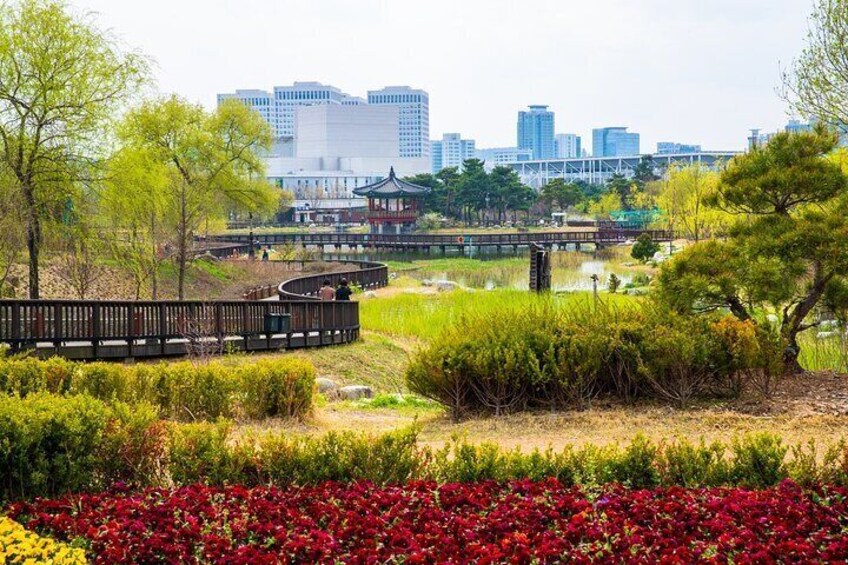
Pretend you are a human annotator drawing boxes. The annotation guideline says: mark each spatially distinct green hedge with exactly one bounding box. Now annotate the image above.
[0,356,315,421]
[0,394,164,500]
[406,300,782,418]
[3,394,848,502]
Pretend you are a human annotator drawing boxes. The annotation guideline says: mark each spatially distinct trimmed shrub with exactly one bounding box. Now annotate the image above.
[238,358,315,419]
[2,395,848,499]
[0,394,166,501]
[407,300,778,416]
[0,356,316,422]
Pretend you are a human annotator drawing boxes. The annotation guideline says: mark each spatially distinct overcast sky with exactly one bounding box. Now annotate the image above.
[71,0,813,152]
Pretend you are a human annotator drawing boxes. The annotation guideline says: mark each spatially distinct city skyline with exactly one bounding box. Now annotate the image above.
[71,0,812,151]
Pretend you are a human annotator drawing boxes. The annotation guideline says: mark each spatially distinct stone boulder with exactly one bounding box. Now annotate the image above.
[337,385,373,400]
[316,377,339,394]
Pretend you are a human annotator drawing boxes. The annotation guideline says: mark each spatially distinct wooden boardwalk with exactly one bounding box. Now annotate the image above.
[205,229,672,252]
[0,260,388,361]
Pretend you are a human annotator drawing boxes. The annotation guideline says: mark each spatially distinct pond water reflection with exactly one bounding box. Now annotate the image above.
[322,247,646,292]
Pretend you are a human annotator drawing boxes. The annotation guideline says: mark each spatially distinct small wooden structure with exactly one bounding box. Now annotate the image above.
[529,243,551,292]
[352,167,431,234]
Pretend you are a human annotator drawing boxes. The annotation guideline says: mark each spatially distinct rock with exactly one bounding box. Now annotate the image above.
[363,291,377,299]
[434,280,460,292]
[316,378,339,393]
[819,319,840,330]
[337,385,373,400]
[817,331,839,340]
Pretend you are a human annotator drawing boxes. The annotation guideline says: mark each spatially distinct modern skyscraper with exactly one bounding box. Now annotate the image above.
[431,133,476,173]
[517,105,555,159]
[592,127,640,157]
[656,142,702,154]
[785,119,813,134]
[554,134,582,158]
[367,86,430,159]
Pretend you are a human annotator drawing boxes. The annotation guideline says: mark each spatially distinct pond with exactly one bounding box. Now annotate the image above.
[322,246,652,292]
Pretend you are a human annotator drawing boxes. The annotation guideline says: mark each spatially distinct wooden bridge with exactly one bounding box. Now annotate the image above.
[204,229,673,253]
[0,260,388,361]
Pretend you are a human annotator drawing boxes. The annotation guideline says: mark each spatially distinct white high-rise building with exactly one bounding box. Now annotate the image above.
[554,134,582,158]
[217,89,273,128]
[367,86,430,159]
[270,82,350,138]
[218,82,350,138]
[431,133,476,173]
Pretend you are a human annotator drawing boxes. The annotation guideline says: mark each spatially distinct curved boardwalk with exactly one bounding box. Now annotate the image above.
[0,260,388,361]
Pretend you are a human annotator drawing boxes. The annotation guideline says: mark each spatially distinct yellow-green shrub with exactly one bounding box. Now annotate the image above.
[407,301,778,416]
[0,357,316,422]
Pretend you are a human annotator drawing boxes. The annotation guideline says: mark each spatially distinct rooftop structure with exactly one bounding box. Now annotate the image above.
[353,168,431,234]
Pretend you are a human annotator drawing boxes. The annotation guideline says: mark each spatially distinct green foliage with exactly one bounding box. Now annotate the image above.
[657,127,848,369]
[0,0,149,298]
[607,273,621,293]
[411,160,534,223]
[415,212,443,231]
[0,356,316,421]
[631,233,660,263]
[118,95,278,299]
[785,0,848,130]
[656,163,728,241]
[730,434,788,488]
[539,178,584,213]
[4,393,848,499]
[239,358,315,419]
[0,394,165,501]
[406,300,773,417]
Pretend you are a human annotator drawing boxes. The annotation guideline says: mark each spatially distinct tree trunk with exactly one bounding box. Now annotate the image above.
[23,184,41,299]
[177,189,188,301]
[177,232,186,301]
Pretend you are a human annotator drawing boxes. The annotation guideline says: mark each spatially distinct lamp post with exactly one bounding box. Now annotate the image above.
[248,212,255,260]
[485,193,490,226]
[590,274,599,308]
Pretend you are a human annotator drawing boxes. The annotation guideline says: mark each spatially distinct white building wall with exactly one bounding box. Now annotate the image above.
[294,105,400,160]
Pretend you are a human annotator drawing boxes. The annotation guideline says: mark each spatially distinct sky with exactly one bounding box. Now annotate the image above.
[70,0,814,152]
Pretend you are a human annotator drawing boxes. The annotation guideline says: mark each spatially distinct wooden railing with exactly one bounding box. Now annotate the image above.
[278,260,388,300]
[0,260,390,360]
[208,229,673,249]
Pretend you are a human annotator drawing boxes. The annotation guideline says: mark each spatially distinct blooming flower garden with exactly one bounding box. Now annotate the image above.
[7,480,848,564]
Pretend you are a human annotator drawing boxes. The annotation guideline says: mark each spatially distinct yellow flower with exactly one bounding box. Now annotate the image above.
[0,518,86,564]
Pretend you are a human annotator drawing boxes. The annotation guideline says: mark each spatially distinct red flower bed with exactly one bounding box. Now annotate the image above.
[8,480,848,564]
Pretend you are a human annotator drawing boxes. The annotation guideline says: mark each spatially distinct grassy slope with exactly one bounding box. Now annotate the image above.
[258,274,848,451]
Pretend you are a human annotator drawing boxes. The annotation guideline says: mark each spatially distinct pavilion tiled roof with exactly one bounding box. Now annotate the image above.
[352,167,431,197]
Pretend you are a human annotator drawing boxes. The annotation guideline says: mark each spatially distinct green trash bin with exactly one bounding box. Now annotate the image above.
[264,313,291,333]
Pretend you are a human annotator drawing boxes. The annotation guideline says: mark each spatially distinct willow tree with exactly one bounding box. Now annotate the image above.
[100,147,170,299]
[0,0,147,298]
[119,96,279,299]
[783,0,848,132]
[657,163,730,241]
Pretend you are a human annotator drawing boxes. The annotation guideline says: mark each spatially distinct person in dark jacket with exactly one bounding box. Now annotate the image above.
[335,279,353,301]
